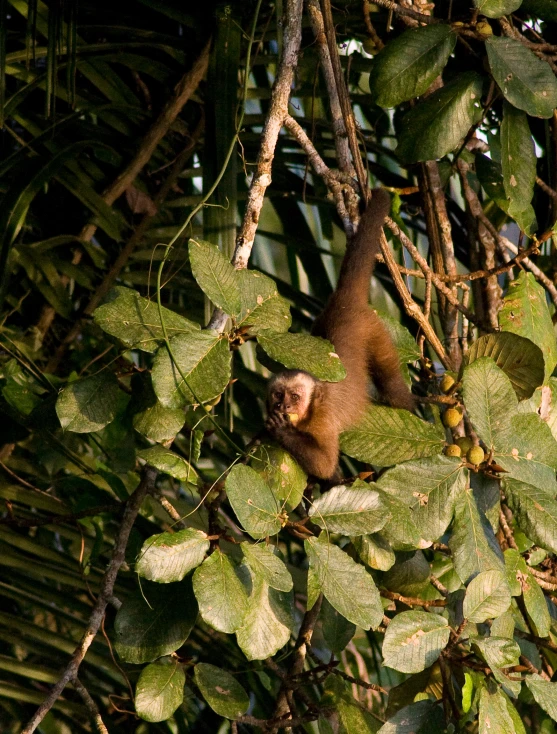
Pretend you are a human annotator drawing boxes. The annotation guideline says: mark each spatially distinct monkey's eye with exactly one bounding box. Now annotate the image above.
[291,394,299,402]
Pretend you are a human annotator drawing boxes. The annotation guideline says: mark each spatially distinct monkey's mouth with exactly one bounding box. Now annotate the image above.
[286,412,300,425]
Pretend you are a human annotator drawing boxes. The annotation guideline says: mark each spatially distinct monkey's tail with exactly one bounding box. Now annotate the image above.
[336,188,391,304]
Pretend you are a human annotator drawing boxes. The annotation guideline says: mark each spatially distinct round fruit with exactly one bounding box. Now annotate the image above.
[287,413,300,426]
[443,407,462,428]
[456,436,474,453]
[440,373,456,393]
[445,444,462,458]
[467,446,485,466]
[477,20,493,37]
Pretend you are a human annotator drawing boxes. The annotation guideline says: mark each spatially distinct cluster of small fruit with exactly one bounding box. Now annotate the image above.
[439,373,485,468]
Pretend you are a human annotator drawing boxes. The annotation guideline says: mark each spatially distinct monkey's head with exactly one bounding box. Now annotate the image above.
[267,370,322,423]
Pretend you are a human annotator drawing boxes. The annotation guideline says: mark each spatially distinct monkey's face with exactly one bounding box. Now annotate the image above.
[267,371,318,422]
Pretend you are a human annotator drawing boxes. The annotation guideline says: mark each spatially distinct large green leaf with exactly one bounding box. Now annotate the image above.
[449,488,505,583]
[379,493,423,550]
[474,0,523,17]
[519,557,551,637]
[135,658,185,723]
[479,685,522,733]
[151,331,231,408]
[486,36,557,118]
[466,332,544,400]
[225,465,282,539]
[321,674,382,732]
[462,357,517,450]
[257,330,346,382]
[382,610,450,674]
[320,599,356,654]
[188,238,241,317]
[499,272,557,383]
[396,72,483,163]
[133,399,185,442]
[462,570,511,623]
[235,569,294,660]
[504,477,557,554]
[194,663,249,720]
[525,676,557,721]
[377,456,467,542]
[340,406,444,467]
[236,269,292,334]
[93,287,199,353]
[473,637,521,698]
[308,480,391,536]
[369,25,456,108]
[138,445,198,484]
[305,536,383,630]
[378,700,443,734]
[56,372,122,433]
[114,581,198,664]
[249,443,306,512]
[241,542,293,592]
[192,549,249,633]
[136,528,209,583]
[495,413,557,492]
[501,102,536,216]
[353,534,395,571]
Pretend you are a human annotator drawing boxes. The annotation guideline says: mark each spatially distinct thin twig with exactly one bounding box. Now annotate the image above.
[380,588,447,608]
[21,467,157,734]
[73,679,109,734]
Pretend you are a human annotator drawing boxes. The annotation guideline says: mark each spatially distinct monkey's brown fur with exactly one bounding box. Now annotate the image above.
[266,189,415,480]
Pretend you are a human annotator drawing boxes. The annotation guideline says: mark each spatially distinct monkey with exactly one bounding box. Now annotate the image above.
[265,188,415,480]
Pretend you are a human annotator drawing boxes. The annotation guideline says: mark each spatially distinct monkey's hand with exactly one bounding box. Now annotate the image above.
[265,411,296,439]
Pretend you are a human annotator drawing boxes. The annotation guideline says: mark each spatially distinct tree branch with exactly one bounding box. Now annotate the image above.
[21,467,157,734]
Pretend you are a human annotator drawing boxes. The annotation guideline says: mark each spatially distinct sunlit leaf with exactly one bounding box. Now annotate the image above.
[135,658,185,723]
[194,663,249,720]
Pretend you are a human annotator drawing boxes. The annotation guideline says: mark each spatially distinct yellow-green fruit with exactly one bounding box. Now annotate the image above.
[445,444,462,458]
[467,446,485,466]
[456,436,474,453]
[452,21,464,27]
[440,373,456,393]
[443,407,462,428]
[477,20,493,37]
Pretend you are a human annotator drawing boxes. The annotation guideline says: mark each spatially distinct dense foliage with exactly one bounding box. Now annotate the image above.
[3,0,557,732]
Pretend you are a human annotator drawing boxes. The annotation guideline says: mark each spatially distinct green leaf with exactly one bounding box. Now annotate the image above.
[136,528,210,583]
[462,570,511,623]
[320,598,356,654]
[135,658,185,723]
[151,331,231,408]
[114,581,197,664]
[257,330,346,382]
[473,637,521,697]
[235,569,294,660]
[249,443,307,512]
[93,287,199,353]
[396,72,484,163]
[188,238,242,317]
[194,663,249,720]
[225,465,282,539]
[501,102,536,216]
[450,487,505,583]
[377,456,467,542]
[378,700,442,734]
[379,315,421,365]
[466,332,545,400]
[305,536,383,630]
[236,269,292,334]
[462,357,517,450]
[503,477,557,555]
[138,445,197,484]
[308,480,391,536]
[353,533,395,571]
[56,373,122,433]
[380,494,424,551]
[526,676,557,721]
[192,548,249,633]
[479,685,521,733]
[495,413,557,492]
[369,25,456,107]
[486,37,557,118]
[133,400,185,442]
[241,542,293,592]
[322,674,382,732]
[340,406,444,467]
[382,610,450,674]
[520,558,551,637]
[474,0,523,17]
[500,272,557,383]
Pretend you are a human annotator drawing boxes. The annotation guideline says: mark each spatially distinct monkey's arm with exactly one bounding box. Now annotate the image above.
[265,412,339,479]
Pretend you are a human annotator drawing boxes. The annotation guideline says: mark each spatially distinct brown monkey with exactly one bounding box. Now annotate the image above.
[265,189,414,480]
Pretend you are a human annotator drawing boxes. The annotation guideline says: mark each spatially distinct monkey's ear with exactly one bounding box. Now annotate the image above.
[312,382,324,404]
